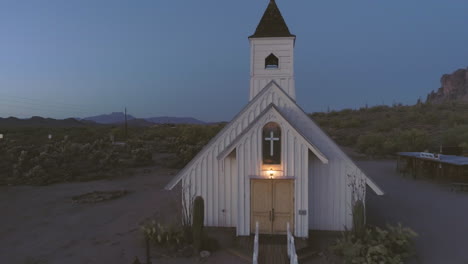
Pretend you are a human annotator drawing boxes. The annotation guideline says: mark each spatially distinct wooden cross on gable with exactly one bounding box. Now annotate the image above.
[265,131,279,156]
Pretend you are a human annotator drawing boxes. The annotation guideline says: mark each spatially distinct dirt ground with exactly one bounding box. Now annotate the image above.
[2,160,468,264]
[0,166,247,264]
[360,160,468,264]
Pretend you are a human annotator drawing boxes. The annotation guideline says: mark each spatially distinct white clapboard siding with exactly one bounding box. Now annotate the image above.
[249,37,295,100]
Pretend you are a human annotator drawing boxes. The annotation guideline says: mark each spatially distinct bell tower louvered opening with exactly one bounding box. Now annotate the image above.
[265,53,279,69]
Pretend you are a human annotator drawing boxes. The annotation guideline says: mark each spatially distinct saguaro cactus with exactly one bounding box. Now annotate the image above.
[192,196,205,252]
[352,199,365,239]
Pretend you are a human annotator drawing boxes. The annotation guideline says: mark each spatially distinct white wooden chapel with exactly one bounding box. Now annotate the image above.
[165,0,383,238]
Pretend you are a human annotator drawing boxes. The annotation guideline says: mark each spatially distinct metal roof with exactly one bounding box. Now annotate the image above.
[249,0,295,38]
[164,81,385,196]
[398,152,468,166]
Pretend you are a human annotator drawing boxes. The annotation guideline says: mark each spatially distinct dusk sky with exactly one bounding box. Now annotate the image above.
[1,0,467,122]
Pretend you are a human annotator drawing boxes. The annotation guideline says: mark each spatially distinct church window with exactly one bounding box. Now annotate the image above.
[265,53,279,69]
[263,122,281,164]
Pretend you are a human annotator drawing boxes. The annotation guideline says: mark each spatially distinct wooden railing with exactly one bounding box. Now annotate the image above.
[253,221,259,264]
[287,222,299,264]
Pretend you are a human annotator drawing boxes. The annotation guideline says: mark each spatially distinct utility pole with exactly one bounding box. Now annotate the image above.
[124,107,128,141]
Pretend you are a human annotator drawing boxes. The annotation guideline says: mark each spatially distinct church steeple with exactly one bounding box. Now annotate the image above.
[249,0,296,101]
[249,0,295,38]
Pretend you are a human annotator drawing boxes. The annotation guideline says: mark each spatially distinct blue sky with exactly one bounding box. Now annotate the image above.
[1,0,467,122]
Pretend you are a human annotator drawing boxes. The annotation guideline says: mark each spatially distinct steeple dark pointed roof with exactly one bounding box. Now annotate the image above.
[249,0,295,38]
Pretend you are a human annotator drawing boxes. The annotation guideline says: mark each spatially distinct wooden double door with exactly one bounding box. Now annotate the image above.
[251,179,294,234]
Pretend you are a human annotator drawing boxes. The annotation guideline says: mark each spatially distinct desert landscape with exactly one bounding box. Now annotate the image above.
[1,1,468,263]
[1,158,468,264]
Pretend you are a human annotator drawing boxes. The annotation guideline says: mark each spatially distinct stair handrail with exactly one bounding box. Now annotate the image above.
[287,222,299,264]
[253,221,259,264]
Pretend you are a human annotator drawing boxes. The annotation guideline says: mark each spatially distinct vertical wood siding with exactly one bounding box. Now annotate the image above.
[180,84,366,237]
[307,155,365,231]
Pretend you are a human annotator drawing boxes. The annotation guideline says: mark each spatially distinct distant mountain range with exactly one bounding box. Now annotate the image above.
[145,116,205,125]
[0,116,86,128]
[82,112,136,124]
[0,112,206,128]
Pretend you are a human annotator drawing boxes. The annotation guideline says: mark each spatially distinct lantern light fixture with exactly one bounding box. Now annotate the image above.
[267,168,275,179]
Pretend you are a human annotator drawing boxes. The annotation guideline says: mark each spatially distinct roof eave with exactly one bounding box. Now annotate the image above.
[248,34,296,39]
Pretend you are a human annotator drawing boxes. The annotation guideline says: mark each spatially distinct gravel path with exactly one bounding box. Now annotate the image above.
[360,160,468,264]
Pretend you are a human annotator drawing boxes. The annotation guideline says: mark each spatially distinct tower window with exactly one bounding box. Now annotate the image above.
[265,53,279,69]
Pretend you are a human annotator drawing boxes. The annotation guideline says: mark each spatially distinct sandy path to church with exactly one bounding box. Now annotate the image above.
[0,165,246,264]
[361,160,468,264]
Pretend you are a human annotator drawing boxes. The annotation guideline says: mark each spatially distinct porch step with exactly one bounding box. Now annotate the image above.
[258,242,288,264]
[226,247,253,263]
[231,235,288,264]
[231,234,310,264]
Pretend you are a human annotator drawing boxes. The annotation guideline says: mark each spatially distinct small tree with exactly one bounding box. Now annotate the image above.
[181,179,196,243]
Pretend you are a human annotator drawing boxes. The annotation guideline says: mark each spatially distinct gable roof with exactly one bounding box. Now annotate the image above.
[164,81,284,190]
[217,103,329,164]
[267,88,385,196]
[164,81,384,195]
[249,0,295,38]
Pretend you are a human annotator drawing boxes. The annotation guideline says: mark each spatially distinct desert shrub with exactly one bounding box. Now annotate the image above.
[368,105,390,113]
[382,138,398,155]
[445,113,467,127]
[308,102,468,155]
[168,124,223,168]
[356,133,386,156]
[337,134,359,147]
[374,117,398,132]
[441,125,468,147]
[1,137,130,185]
[131,148,153,166]
[141,221,185,249]
[24,165,47,185]
[395,129,430,152]
[0,124,224,185]
[331,224,417,264]
[342,118,362,128]
[356,129,431,156]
